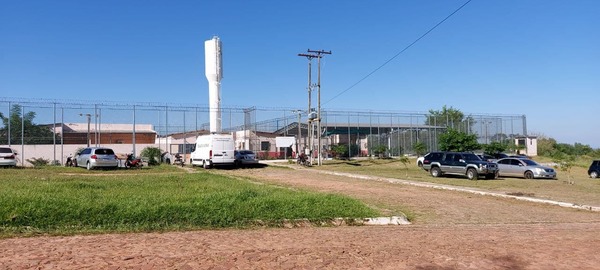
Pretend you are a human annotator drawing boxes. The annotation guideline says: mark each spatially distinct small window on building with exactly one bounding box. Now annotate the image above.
[178,144,195,154]
[518,139,526,146]
[261,141,270,151]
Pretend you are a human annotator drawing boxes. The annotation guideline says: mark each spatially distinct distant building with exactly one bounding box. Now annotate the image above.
[52,123,156,145]
[514,135,538,156]
[157,129,281,159]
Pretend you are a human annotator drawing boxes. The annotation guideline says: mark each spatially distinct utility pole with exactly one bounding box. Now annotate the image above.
[299,49,331,166]
[298,53,316,165]
[308,49,331,166]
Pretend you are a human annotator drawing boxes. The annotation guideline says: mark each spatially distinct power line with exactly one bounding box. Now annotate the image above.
[324,0,473,105]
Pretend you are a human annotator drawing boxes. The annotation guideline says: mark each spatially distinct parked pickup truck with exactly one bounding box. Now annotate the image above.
[421,151,499,180]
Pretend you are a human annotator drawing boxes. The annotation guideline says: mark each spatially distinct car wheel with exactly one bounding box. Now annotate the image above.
[417,161,423,167]
[524,171,534,179]
[86,162,92,170]
[430,167,441,177]
[203,160,210,169]
[590,171,598,179]
[467,168,478,180]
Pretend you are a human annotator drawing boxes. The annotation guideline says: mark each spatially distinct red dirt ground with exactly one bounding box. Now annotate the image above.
[2,166,600,269]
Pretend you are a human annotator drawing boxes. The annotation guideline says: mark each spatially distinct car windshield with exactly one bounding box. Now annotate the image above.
[463,153,481,161]
[0,148,12,153]
[240,151,254,155]
[522,159,539,166]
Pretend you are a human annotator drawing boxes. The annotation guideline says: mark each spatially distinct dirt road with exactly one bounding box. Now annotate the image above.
[2,166,599,269]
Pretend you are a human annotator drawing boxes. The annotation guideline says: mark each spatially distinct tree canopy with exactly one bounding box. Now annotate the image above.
[413,141,427,156]
[482,141,508,155]
[0,104,58,144]
[425,105,474,133]
[536,135,598,158]
[438,129,480,152]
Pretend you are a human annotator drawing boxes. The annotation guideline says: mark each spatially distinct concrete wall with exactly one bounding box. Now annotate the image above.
[1,144,165,167]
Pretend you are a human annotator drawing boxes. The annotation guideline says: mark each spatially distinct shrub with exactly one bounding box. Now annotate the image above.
[413,142,427,156]
[141,147,162,166]
[372,145,388,158]
[26,157,50,168]
[331,144,359,159]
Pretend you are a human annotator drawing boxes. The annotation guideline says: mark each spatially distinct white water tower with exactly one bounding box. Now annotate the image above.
[205,36,223,133]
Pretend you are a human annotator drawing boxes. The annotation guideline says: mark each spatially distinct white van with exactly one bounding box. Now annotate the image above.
[190,133,235,169]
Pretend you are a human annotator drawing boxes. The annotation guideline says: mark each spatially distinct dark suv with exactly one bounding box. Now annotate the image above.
[421,152,499,180]
[588,160,600,179]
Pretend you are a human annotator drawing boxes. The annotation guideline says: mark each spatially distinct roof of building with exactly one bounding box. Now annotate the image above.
[58,123,156,133]
[274,122,444,136]
[165,130,210,139]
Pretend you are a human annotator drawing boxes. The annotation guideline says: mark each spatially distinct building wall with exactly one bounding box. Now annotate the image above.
[515,137,538,156]
[62,132,155,144]
[1,143,163,167]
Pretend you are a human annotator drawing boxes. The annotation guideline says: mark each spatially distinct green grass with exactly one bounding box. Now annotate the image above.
[315,157,600,206]
[0,166,379,238]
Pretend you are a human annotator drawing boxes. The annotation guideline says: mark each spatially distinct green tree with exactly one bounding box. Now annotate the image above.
[0,104,58,144]
[331,144,358,159]
[536,134,599,158]
[482,141,507,155]
[438,129,479,152]
[371,145,387,158]
[490,133,508,142]
[573,143,593,156]
[553,153,575,184]
[425,105,474,132]
[413,141,427,156]
[141,147,162,165]
[536,136,557,156]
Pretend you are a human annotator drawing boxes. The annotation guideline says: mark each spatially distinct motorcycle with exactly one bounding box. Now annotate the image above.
[125,153,143,169]
[173,154,185,167]
[297,153,309,166]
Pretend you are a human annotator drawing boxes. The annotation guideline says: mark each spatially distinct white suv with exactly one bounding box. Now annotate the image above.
[416,156,425,167]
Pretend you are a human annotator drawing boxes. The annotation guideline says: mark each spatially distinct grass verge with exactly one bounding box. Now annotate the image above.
[313,157,600,206]
[0,166,379,238]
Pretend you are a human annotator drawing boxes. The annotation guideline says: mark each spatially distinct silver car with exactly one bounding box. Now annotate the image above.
[234,150,258,167]
[0,147,18,167]
[75,147,119,170]
[496,157,557,179]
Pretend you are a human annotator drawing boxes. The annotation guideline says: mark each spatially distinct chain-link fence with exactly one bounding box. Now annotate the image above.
[0,97,527,165]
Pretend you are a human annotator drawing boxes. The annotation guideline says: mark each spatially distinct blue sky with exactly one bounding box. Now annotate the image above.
[1,0,599,147]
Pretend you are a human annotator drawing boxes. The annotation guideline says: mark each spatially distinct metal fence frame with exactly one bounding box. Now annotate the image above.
[1,97,527,165]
